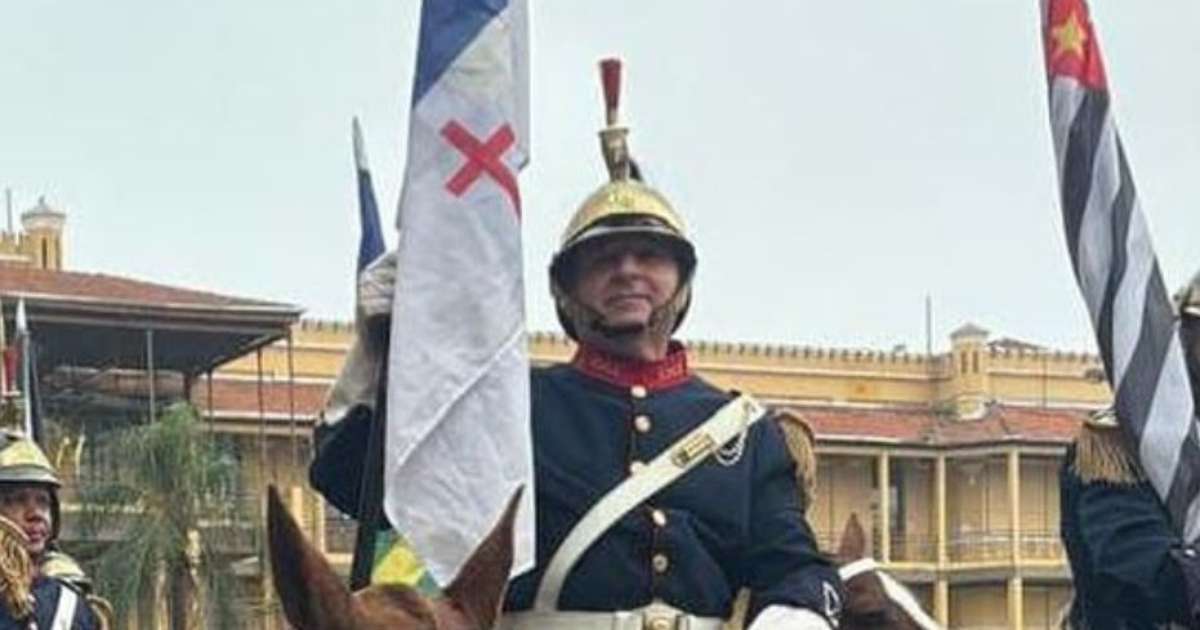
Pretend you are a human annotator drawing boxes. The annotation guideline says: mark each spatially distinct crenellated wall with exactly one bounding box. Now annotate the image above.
[223,320,1112,418]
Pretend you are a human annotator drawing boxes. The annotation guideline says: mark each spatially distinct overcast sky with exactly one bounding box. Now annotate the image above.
[2,1,1197,353]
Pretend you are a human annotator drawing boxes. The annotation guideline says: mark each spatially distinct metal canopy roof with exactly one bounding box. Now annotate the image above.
[0,265,302,376]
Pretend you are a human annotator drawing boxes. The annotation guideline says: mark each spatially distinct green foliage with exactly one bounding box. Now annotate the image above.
[79,402,244,628]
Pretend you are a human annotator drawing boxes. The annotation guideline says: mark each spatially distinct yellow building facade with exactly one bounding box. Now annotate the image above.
[211,320,1108,629]
[0,195,66,271]
[5,203,1108,627]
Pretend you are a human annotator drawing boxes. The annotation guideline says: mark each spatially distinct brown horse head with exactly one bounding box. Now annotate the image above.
[267,485,520,630]
[835,514,941,630]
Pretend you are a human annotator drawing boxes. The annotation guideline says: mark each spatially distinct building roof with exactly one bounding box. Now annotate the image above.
[0,265,291,312]
[1,265,302,375]
[193,377,328,421]
[795,403,1086,448]
[206,371,1088,449]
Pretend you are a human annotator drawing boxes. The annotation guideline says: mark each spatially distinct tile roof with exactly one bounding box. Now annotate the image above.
[205,374,1089,448]
[192,377,328,420]
[0,264,294,311]
[792,404,1087,447]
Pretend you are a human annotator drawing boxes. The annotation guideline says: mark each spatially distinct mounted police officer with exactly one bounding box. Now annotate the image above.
[310,59,842,629]
[1060,269,1200,629]
[0,431,98,628]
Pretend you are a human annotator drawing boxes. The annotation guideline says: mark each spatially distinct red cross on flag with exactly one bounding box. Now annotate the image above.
[384,0,534,585]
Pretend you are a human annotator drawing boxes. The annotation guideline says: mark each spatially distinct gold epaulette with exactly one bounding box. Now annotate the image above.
[775,412,817,510]
[86,594,116,630]
[1071,421,1142,485]
[0,516,32,620]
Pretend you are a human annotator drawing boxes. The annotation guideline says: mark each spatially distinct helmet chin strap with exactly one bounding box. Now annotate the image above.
[587,318,646,339]
[572,285,685,345]
[582,301,676,343]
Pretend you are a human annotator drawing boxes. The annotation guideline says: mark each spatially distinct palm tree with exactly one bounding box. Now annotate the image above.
[78,402,243,629]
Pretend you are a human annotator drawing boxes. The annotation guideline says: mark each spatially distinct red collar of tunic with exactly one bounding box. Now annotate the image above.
[570,341,691,391]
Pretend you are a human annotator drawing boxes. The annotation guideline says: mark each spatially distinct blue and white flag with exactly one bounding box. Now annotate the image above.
[384,0,534,583]
[352,117,387,274]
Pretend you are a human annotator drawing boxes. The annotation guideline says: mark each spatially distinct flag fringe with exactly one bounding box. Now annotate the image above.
[1072,423,1142,485]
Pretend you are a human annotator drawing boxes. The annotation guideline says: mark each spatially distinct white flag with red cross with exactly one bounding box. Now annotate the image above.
[384,0,534,584]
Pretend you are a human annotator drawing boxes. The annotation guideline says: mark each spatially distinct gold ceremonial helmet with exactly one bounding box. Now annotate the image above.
[0,432,61,489]
[549,58,697,340]
[0,432,62,542]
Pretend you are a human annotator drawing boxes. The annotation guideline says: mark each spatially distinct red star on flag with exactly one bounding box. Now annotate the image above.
[1044,0,1108,90]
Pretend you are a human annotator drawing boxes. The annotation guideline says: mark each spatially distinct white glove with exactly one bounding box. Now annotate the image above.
[357,251,398,321]
[321,251,398,426]
[748,606,833,630]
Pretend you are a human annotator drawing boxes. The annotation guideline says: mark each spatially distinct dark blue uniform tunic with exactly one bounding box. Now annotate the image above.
[0,577,97,629]
[1060,443,1200,629]
[311,343,841,626]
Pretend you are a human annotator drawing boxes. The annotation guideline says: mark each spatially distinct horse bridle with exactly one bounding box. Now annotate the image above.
[838,558,944,630]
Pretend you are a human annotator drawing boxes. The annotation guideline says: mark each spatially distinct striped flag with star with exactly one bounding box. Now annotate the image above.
[1040,0,1200,540]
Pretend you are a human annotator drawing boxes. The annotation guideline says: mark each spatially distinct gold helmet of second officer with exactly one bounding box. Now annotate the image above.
[0,431,62,541]
[550,59,697,340]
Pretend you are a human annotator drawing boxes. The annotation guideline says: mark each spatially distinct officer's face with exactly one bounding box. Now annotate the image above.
[0,484,53,557]
[572,236,680,331]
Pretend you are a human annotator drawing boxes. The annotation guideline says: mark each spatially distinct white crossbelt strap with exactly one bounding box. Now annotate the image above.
[50,586,78,630]
[501,602,725,630]
[533,393,768,610]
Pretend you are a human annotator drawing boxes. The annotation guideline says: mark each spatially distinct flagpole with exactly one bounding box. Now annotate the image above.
[347,116,391,589]
[349,324,389,589]
[0,296,6,398]
[17,299,32,438]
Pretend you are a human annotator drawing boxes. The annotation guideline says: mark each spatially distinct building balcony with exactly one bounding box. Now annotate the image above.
[1019,529,1066,562]
[889,532,937,563]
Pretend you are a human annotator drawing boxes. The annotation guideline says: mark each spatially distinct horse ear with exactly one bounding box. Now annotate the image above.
[443,486,522,628]
[837,512,867,561]
[267,485,356,629]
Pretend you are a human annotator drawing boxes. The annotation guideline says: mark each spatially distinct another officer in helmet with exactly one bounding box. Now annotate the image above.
[1060,269,1200,628]
[0,432,98,628]
[309,58,840,630]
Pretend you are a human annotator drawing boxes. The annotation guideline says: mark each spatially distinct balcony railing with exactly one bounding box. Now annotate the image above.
[814,529,937,564]
[888,532,937,563]
[947,530,1012,562]
[1019,529,1066,561]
